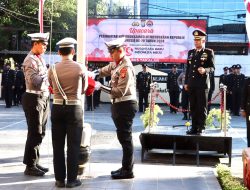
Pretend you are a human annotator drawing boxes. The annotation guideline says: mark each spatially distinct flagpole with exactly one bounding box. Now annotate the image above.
[39,0,44,33]
[49,0,54,65]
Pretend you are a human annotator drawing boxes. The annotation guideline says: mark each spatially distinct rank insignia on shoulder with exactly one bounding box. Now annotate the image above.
[120,67,127,78]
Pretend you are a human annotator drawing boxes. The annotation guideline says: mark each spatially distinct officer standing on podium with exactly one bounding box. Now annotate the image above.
[22,32,50,176]
[184,30,215,135]
[91,37,138,179]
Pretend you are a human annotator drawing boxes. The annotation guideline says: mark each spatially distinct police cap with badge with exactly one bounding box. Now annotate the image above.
[28,32,50,45]
[236,64,242,69]
[223,67,229,71]
[193,30,207,40]
[56,37,77,49]
[105,37,126,53]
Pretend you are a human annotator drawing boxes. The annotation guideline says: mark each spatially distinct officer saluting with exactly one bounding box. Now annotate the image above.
[48,38,94,188]
[184,30,215,135]
[22,33,50,176]
[136,64,151,112]
[92,37,138,179]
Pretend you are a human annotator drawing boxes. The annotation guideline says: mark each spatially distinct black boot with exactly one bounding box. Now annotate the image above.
[36,164,49,173]
[111,168,134,179]
[24,166,45,176]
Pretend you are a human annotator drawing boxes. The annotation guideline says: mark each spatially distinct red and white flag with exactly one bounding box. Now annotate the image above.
[245,0,250,41]
[38,0,46,33]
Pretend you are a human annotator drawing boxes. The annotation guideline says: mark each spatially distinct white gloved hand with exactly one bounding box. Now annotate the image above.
[95,81,102,90]
[88,69,99,79]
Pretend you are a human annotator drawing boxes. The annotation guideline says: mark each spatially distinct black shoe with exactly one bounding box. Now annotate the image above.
[55,180,65,188]
[36,164,49,173]
[186,128,200,135]
[111,169,134,179]
[24,166,45,176]
[66,179,82,188]
[111,168,122,175]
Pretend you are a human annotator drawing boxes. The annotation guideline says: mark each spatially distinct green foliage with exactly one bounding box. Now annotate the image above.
[140,104,163,128]
[216,164,247,190]
[206,108,231,129]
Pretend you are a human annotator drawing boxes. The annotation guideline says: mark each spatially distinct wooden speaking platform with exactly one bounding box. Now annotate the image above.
[139,126,232,166]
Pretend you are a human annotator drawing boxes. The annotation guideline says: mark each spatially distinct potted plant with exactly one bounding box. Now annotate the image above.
[139,104,164,161]
[205,108,231,130]
[140,104,163,132]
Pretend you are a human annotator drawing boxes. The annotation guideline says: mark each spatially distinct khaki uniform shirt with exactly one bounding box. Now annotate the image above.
[23,51,49,92]
[99,56,136,100]
[48,58,87,100]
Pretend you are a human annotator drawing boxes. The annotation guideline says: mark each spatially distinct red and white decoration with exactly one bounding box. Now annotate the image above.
[38,0,46,33]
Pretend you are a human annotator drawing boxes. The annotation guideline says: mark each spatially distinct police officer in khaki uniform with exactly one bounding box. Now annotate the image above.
[48,38,89,188]
[22,33,50,176]
[92,37,138,179]
[185,30,215,135]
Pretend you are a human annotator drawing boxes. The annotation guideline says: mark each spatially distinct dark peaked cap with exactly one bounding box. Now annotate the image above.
[193,30,207,40]
[105,37,126,51]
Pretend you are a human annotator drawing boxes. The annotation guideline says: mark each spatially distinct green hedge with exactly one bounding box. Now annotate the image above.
[216,164,247,190]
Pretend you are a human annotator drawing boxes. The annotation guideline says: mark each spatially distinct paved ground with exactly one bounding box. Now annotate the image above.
[0,100,247,189]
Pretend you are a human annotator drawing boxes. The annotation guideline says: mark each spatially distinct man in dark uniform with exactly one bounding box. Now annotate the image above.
[167,64,180,113]
[241,77,250,147]
[1,62,15,108]
[13,65,25,106]
[22,32,50,176]
[232,64,245,116]
[177,70,189,120]
[92,37,137,179]
[219,67,230,110]
[226,65,236,112]
[219,67,228,85]
[136,64,151,112]
[184,30,215,135]
[86,66,95,111]
[48,37,94,188]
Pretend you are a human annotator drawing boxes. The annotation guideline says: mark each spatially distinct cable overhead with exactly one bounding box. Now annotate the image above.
[0,7,50,27]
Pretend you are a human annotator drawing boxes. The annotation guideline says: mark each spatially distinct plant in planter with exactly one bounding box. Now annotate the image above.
[205,108,231,129]
[140,104,163,130]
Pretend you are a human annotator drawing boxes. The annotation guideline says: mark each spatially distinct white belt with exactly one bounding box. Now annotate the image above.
[53,99,82,105]
[111,95,137,104]
[26,89,49,97]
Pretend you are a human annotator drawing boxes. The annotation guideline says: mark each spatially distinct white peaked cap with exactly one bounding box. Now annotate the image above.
[56,37,77,48]
[105,37,126,50]
[27,32,50,42]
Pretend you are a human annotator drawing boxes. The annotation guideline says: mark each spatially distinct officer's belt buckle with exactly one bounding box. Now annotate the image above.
[53,99,81,105]
[111,95,137,104]
[26,89,49,97]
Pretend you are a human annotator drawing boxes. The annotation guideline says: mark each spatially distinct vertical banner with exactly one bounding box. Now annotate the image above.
[39,0,46,33]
